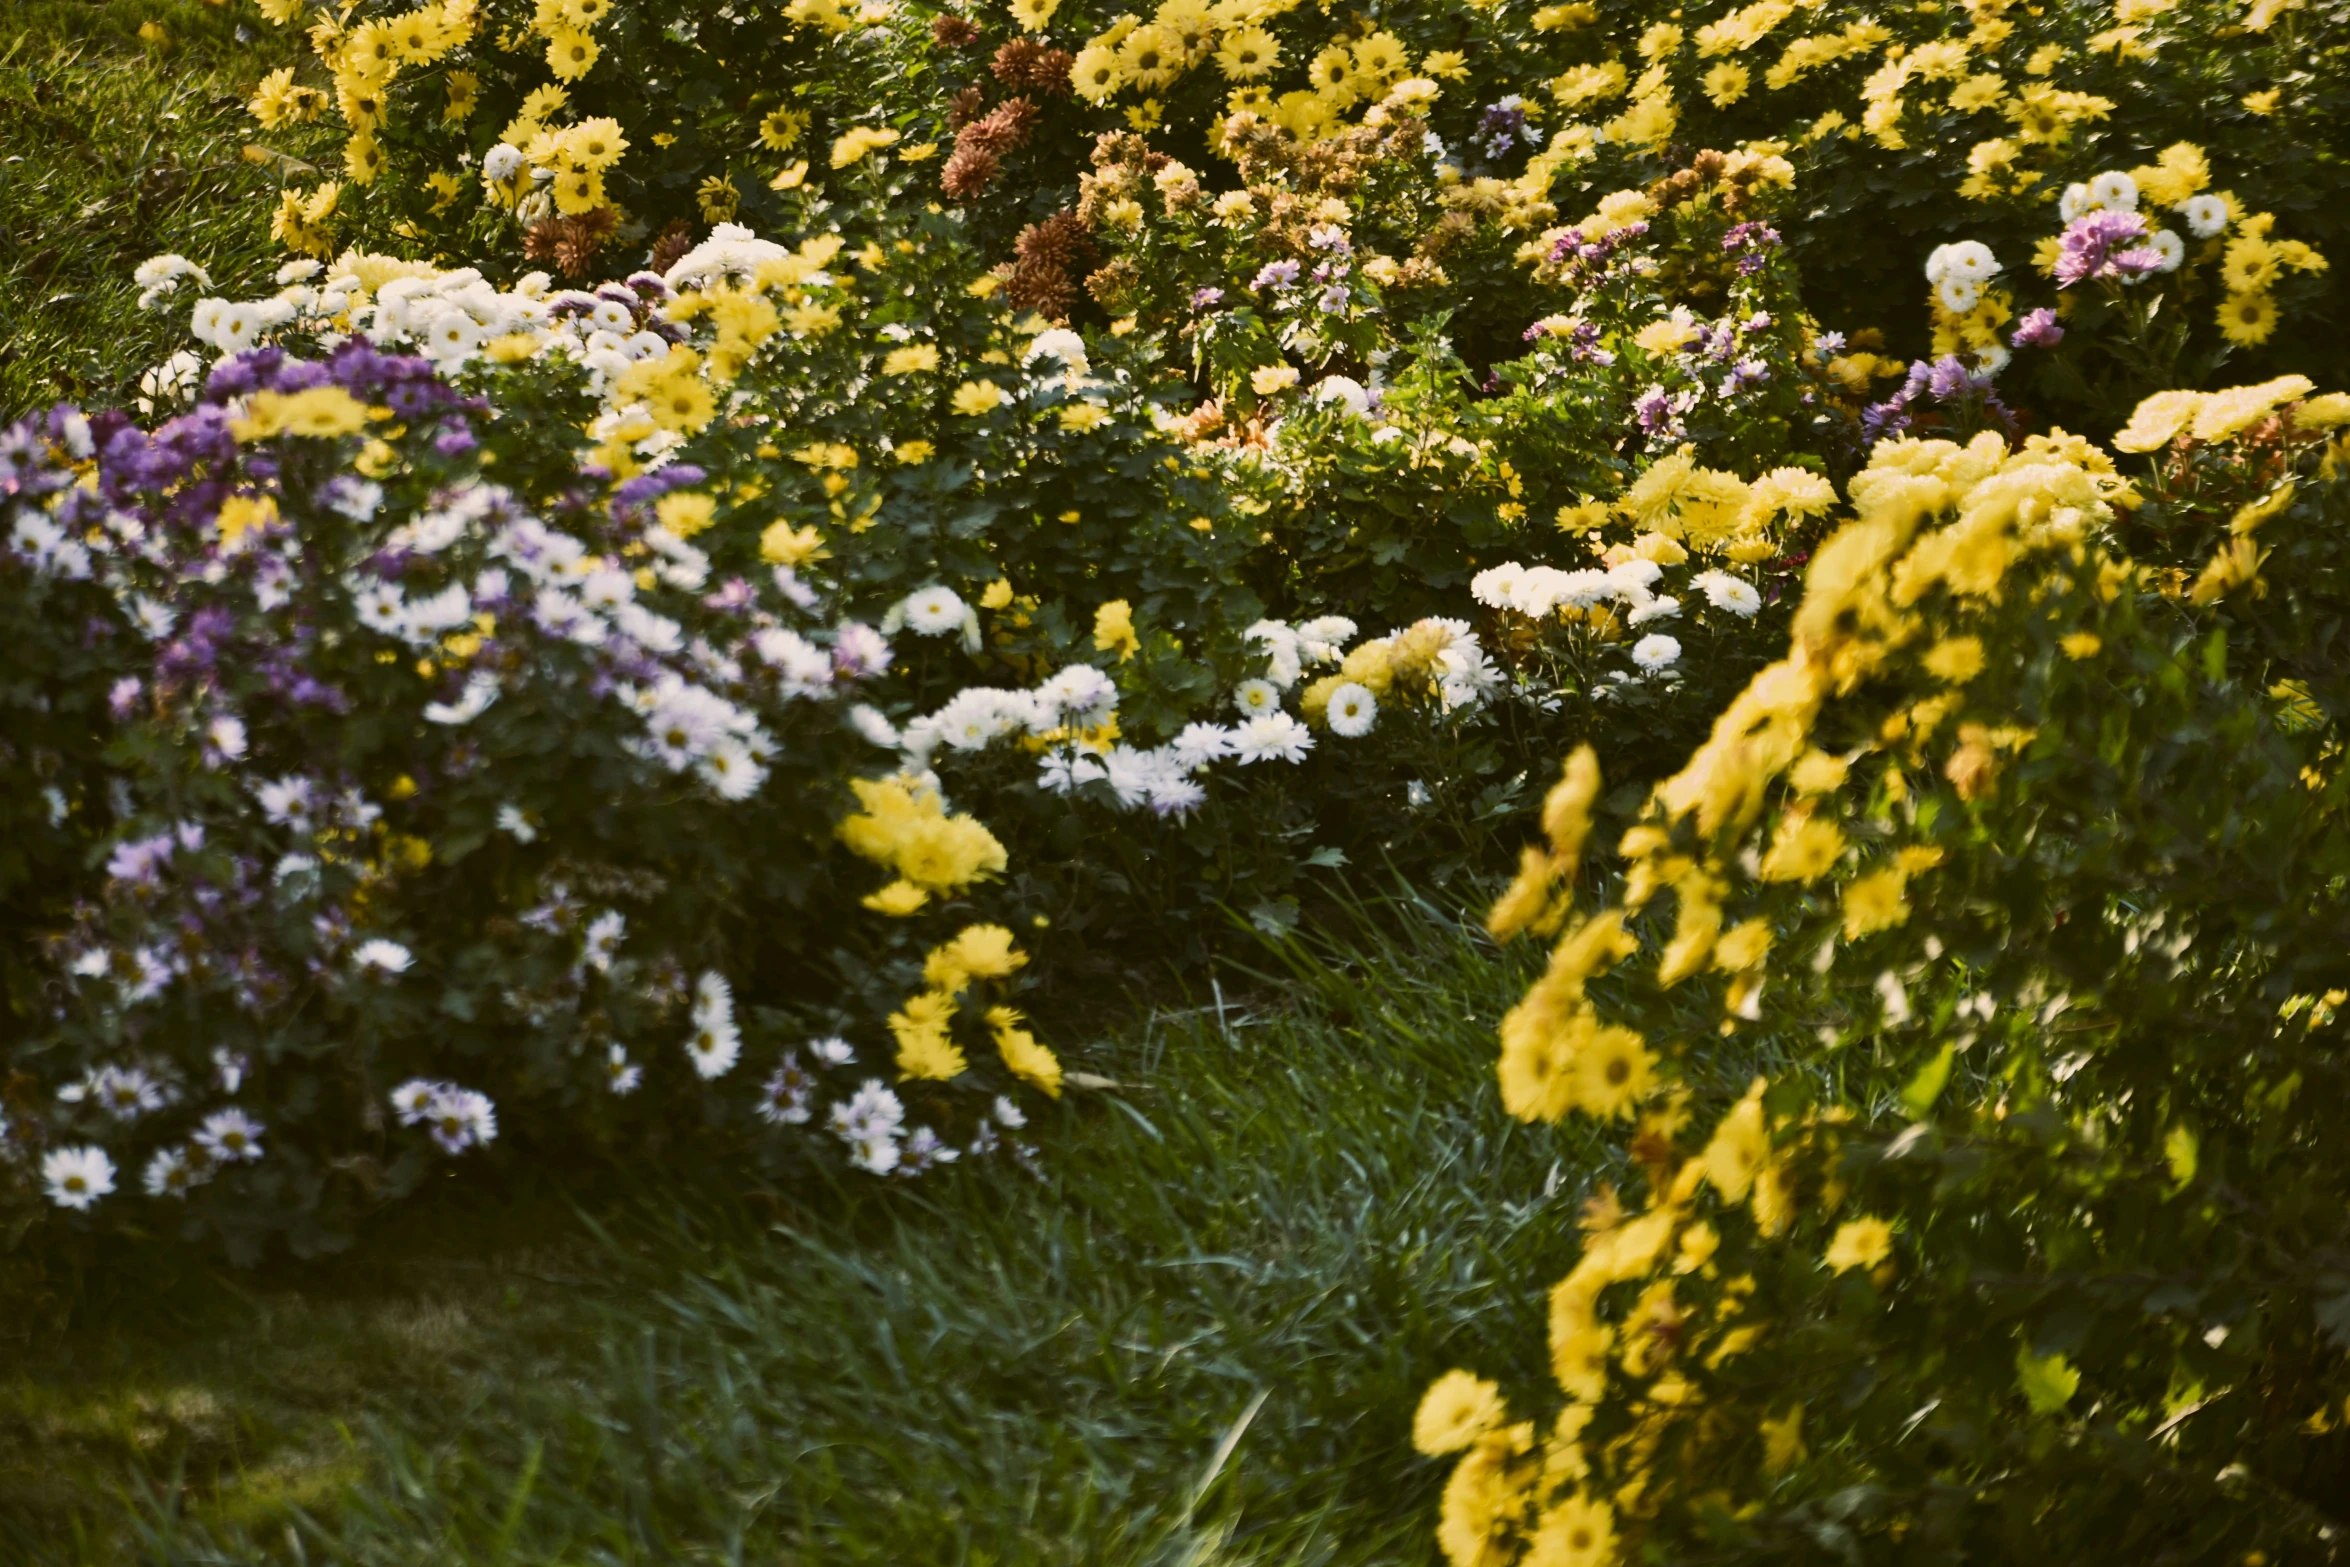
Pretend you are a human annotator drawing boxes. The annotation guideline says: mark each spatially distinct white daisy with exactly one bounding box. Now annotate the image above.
[195,1108,266,1163]
[2177,194,2228,239]
[1233,678,1281,717]
[353,939,413,975]
[44,1145,116,1210]
[1631,633,1683,672]
[901,585,970,636]
[1232,711,1315,764]
[1693,571,1762,616]
[143,1145,204,1198]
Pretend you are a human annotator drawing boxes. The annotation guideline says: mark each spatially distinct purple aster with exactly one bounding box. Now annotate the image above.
[2011,308,2065,349]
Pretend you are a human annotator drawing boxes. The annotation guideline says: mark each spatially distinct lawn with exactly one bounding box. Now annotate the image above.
[3,903,1595,1563]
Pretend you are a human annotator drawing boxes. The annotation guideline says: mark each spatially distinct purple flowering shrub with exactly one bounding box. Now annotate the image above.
[0,345,1049,1256]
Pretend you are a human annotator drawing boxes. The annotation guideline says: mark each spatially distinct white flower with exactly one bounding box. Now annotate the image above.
[812,1036,856,1065]
[353,939,413,975]
[194,1108,266,1163]
[1627,595,1681,627]
[832,1079,906,1141]
[144,1145,204,1198]
[214,1047,249,1094]
[1631,633,1683,672]
[2059,182,2091,221]
[1970,343,2012,377]
[606,1044,643,1094]
[2148,228,2185,272]
[1025,326,1089,375]
[424,1085,498,1152]
[583,910,626,972]
[44,1145,116,1210]
[354,581,408,635]
[424,673,501,725]
[1041,663,1117,719]
[848,1134,902,1174]
[1938,240,1999,285]
[484,143,526,181]
[497,804,538,842]
[1170,722,1236,770]
[92,1065,167,1120]
[901,585,970,636]
[2086,170,2139,213]
[993,1094,1028,1129]
[1469,563,1525,609]
[1038,749,1108,792]
[1232,711,1315,764]
[1233,678,1282,717]
[2177,194,2229,239]
[688,970,741,1078]
[935,687,1017,751]
[1693,571,1762,616]
[849,704,900,748]
[1937,277,1981,315]
[1311,375,1370,416]
[699,737,768,801]
[390,1078,440,1124]
[1325,681,1377,737]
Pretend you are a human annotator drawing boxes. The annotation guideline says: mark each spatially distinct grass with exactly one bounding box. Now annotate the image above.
[5,900,1608,1564]
[0,0,306,417]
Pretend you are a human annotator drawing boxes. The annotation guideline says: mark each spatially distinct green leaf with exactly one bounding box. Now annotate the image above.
[2164,1123,2198,1192]
[1899,1042,1956,1119]
[2015,1345,2080,1416]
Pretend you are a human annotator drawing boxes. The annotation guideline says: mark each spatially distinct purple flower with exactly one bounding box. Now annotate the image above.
[1191,286,1225,310]
[2011,308,2065,349]
[832,621,892,679]
[2055,209,2153,287]
[108,832,176,888]
[1317,283,1350,314]
[1632,385,1675,434]
[108,676,144,719]
[1251,259,1300,290]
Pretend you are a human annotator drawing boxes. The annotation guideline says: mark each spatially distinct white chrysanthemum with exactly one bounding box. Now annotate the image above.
[44,1145,116,1210]
[2148,228,2185,272]
[935,688,1016,750]
[902,585,970,636]
[1041,662,1116,718]
[699,737,768,801]
[1038,749,1108,792]
[1233,678,1282,717]
[423,673,501,725]
[812,1036,856,1065]
[2177,194,2228,240]
[353,938,413,975]
[92,1065,167,1120]
[1025,326,1089,375]
[1693,570,1762,616]
[1312,375,1370,416]
[848,703,900,748]
[606,1044,643,1094]
[1631,633,1683,672]
[1937,277,1981,315]
[483,143,526,181]
[195,1108,266,1163]
[848,1134,902,1174]
[832,1079,906,1141]
[1170,721,1236,770]
[1939,240,1999,284]
[1232,711,1315,764]
[1627,595,1681,627]
[583,910,626,971]
[2086,170,2139,213]
[1469,563,1526,609]
[1326,682,1377,737]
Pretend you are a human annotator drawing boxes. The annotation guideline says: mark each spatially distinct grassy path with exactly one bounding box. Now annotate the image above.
[6,908,1600,1564]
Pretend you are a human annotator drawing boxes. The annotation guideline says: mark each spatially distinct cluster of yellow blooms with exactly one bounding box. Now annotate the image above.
[837,775,1010,918]
[1427,411,2188,1564]
[887,924,1063,1093]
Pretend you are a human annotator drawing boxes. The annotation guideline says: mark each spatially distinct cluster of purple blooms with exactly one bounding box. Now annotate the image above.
[1861,355,2019,447]
[2054,210,2171,288]
[1250,224,1354,315]
[1721,221,1783,277]
[1474,96,1545,160]
[1546,221,1651,291]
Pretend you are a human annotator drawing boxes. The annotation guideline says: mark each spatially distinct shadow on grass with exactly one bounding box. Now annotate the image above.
[4,893,1606,1565]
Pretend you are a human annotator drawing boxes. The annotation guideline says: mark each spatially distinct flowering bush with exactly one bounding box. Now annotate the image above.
[1414,375,2350,1560]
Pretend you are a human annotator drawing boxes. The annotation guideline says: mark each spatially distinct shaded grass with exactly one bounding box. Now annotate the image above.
[0,0,308,418]
[5,900,1606,1564]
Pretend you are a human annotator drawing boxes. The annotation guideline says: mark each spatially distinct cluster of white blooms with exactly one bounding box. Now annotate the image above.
[686,971,743,1078]
[1472,557,1770,681]
[391,1077,500,1153]
[1923,239,2003,314]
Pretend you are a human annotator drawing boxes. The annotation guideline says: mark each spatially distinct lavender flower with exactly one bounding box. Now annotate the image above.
[2011,308,2065,349]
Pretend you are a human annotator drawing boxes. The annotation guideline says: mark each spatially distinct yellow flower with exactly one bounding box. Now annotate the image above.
[759,521,827,567]
[758,107,811,151]
[2192,375,2314,440]
[830,125,900,167]
[696,174,740,222]
[2242,87,2280,114]
[231,386,371,441]
[1760,1404,1806,1473]
[1948,72,2007,112]
[1824,1216,1895,1273]
[1923,635,1984,684]
[654,491,717,537]
[890,989,968,1080]
[1092,598,1140,660]
[1411,1370,1507,1456]
[1525,1494,1614,1567]
[862,879,931,916]
[1758,813,1843,883]
[1250,364,1299,395]
[893,439,935,464]
[2217,292,2279,347]
[951,379,1007,416]
[545,25,599,79]
[1840,867,1911,940]
[1569,1026,1657,1119]
[1700,61,1749,107]
[1422,49,1468,80]
[1117,24,1182,91]
[1058,402,1112,433]
[2113,388,2204,452]
[1071,44,1123,101]
[1701,1081,1770,1201]
[881,343,940,375]
[987,1005,1062,1095]
[1215,26,1279,78]
[1009,0,1058,29]
[2060,632,2103,660]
